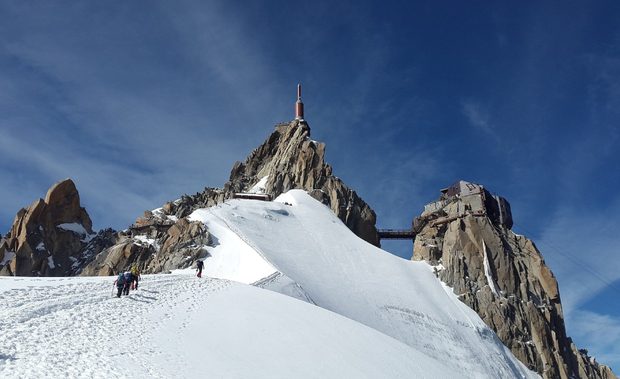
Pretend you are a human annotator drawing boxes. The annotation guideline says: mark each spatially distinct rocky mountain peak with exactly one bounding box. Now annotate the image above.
[0,179,112,276]
[45,178,93,230]
[152,120,378,245]
[81,119,379,277]
[224,120,379,245]
[412,180,617,379]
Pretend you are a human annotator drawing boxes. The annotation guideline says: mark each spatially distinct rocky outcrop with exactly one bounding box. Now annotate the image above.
[412,185,617,379]
[222,120,378,245]
[0,179,108,276]
[80,210,211,276]
[159,190,226,220]
[82,119,379,276]
[146,120,377,244]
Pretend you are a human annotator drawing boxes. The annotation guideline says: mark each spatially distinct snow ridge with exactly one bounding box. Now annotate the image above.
[205,190,540,379]
[0,190,541,379]
[0,273,468,379]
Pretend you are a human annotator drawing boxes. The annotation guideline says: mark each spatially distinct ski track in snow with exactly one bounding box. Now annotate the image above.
[0,275,231,379]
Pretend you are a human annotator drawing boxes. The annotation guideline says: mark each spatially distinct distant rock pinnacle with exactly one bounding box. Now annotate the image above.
[0,179,115,276]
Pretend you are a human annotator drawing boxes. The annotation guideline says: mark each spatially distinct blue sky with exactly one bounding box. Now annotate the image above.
[1,0,619,371]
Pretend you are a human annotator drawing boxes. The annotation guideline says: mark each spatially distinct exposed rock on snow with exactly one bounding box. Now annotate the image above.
[412,186,617,379]
[81,212,212,276]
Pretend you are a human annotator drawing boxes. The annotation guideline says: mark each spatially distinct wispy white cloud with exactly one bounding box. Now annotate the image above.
[0,1,293,232]
[0,130,155,228]
[539,203,620,316]
[462,100,495,136]
[585,34,620,118]
[460,99,511,160]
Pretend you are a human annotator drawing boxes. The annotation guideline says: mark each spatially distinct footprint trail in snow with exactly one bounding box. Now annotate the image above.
[0,274,230,379]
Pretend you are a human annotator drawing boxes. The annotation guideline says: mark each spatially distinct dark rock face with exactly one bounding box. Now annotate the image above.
[412,190,617,379]
[0,179,108,276]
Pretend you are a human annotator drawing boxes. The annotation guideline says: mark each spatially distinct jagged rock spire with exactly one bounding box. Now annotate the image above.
[412,186,617,379]
[224,120,378,245]
[0,179,100,276]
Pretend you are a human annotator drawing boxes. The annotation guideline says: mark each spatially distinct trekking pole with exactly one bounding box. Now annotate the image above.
[112,283,115,297]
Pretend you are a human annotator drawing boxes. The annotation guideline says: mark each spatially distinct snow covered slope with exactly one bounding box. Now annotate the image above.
[1,274,465,378]
[1,190,540,378]
[190,190,540,379]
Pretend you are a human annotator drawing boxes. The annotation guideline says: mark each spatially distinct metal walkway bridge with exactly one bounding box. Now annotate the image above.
[377,229,417,240]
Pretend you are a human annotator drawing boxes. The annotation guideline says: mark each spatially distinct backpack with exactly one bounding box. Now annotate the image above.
[117,273,125,285]
[124,272,132,282]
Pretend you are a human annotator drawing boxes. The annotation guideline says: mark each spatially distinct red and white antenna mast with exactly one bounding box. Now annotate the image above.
[295,84,304,120]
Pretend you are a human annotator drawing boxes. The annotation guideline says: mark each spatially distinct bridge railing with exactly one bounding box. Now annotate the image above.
[377,229,417,240]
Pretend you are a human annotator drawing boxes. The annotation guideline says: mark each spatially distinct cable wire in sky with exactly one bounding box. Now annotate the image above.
[512,222,620,297]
